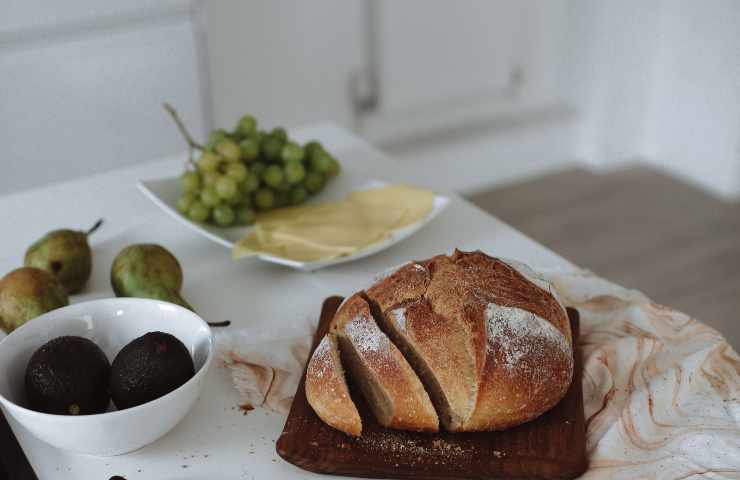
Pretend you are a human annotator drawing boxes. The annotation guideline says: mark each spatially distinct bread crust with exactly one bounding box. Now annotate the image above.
[366,263,478,430]
[367,250,573,432]
[330,294,438,432]
[305,250,573,435]
[305,334,362,436]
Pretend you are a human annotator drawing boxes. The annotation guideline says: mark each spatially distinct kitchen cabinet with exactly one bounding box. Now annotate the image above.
[0,1,205,194]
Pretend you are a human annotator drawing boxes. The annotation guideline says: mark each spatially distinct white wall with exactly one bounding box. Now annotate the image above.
[0,1,206,195]
[566,0,740,199]
[205,0,581,194]
[562,0,661,167]
[203,0,364,132]
[5,1,737,199]
[644,0,740,198]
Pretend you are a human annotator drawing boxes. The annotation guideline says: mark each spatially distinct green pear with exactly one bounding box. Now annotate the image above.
[0,267,69,333]
[24,219,103,294]
[111,244,193,310]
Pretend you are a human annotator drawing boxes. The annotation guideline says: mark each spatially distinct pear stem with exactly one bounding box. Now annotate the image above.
[86,218,104,236]
[207,320,232,327]
[162,102,204,167]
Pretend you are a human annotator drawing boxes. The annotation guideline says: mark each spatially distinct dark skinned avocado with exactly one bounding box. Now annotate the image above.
[25,336,111,415]
[109,332,195,410]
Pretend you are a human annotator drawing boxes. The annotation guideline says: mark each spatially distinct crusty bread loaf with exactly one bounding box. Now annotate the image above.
[305,250,573,436]
[305,333,362,436]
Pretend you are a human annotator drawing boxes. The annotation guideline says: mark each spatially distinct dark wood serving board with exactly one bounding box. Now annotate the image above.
[277,296,586,479]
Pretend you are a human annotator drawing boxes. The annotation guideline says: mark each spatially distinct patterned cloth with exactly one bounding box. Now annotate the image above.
[219,267,740,478]
[544,269,740,478]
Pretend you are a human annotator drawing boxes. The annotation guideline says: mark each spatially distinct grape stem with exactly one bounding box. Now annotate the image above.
[86,218,104,236]
[162,102,204,166]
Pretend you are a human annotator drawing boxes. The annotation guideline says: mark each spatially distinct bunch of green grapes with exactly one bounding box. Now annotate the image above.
[176,115,341,227]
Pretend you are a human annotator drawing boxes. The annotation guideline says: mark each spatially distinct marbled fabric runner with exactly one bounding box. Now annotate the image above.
[219,267,740,478]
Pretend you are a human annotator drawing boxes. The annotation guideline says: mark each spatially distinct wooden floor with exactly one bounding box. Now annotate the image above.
[467,166,740,349]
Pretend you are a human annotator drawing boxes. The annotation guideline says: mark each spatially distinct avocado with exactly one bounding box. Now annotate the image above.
[109,332,195,410]
[25,336,111,415]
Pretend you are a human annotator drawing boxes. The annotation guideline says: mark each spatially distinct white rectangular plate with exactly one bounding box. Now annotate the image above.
[137,176,450,271]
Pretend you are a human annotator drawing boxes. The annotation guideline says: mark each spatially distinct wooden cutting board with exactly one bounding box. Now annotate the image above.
[277,296,586,479]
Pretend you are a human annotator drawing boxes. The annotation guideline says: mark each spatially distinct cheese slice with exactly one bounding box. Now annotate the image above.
[233,184,434,262]
[349,184,435,225]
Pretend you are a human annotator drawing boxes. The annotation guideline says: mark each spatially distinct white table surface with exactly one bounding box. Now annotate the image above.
[0,123,572,479]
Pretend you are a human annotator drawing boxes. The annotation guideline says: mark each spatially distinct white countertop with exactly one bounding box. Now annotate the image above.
[0,124,571,479]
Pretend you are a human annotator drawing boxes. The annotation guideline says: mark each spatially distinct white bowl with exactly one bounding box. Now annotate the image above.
[0,298,213,456]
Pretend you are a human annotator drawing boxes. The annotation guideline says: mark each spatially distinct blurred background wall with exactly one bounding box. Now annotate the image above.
[2,0,740,200]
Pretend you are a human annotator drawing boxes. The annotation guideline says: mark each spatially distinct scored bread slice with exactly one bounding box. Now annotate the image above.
[305,333,362,436]
[365,262,479,431]
[330,293,439,432]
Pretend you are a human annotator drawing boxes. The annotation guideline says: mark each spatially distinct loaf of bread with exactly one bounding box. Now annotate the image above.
[305,250,573,436]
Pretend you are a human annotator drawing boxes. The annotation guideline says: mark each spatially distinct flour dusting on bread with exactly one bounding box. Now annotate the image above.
[346,315,387,356]
[484,304,570,370]
[390,307,407,331]
[309,335,332,378]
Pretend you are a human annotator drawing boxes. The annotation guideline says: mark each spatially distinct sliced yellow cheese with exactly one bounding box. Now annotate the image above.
[232,184,435,262]
[348,184,435,226]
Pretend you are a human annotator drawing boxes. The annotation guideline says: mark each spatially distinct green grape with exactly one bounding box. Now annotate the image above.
[262,165,284,188]
[261,135,283,161]
[213,204,236,226]
[181,170,200,193]
[226,190,245,206]
[236,205,256,225]
[274,191,290,208]
[304,140,322,158]
[202,170,220,186]
[290,186,307,205]
[177,193,195,214]
[304,171,325,193]
[310,150,332,173]
[188,201,210,223]
[205,129,228,150]
[215,176,238,200]
[284,161,306,184]
[239,138,260,162]
[215,139,241,162]
[254,188,275,210]
[241,173,260,193]
[250,162,267,178]
[237,192,252,207]
[236,115,257,137]
[280,142,305,163]
[226,162,248,182]
[271,127,288,142]
[197,151,221,172]
[326,156,341,177]
[200,186,221,207]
